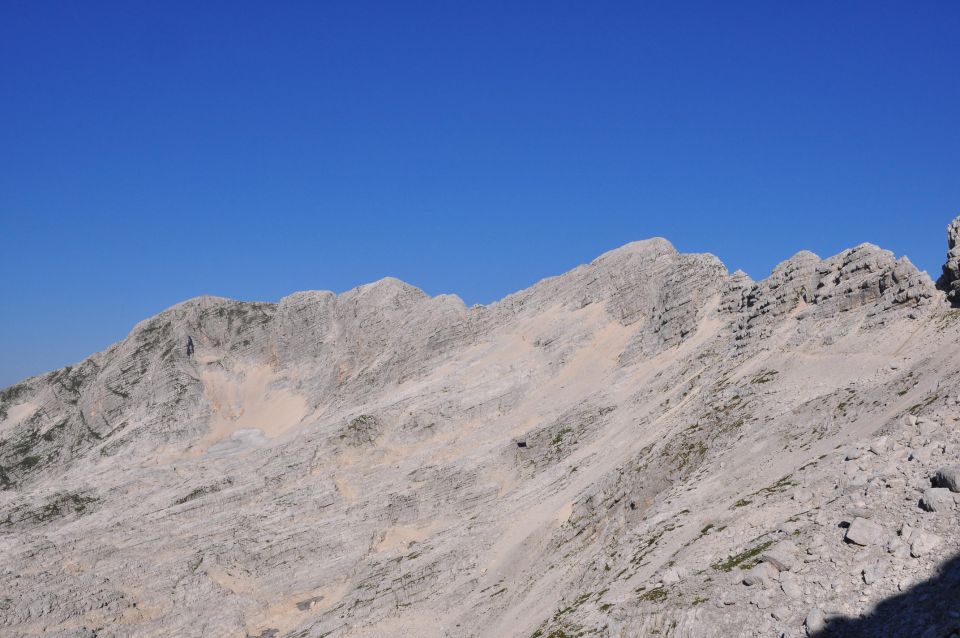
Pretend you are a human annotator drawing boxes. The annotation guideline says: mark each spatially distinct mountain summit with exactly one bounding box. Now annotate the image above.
[2,218,959,637]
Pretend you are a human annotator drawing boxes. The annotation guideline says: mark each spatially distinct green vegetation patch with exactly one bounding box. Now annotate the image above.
[552,427,572,446]
[711,540,775,572]
[661,438,707,473]
[630,523,676,567]
[18,455,41,470]
[732,474,795,509]
[758,474,795,496]
[908,393,940,415]
[553,592,591,619]
[637,586,668,602]
[0,491,98,528]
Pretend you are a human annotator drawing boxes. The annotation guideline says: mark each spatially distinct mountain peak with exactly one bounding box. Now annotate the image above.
[2,220,959,637]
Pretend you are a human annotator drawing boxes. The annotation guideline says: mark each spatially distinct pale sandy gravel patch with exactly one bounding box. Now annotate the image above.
[0,401,37,434]
[533,303,634,394]
[490,465,520,496]
[333,475,358,502]
[429,302,569,390]
[556,500,574,525]
[417,303,638,452]
[206,566,350,638]
[373,520,442,553]
[327,307,605,469]
[187,362,308,455]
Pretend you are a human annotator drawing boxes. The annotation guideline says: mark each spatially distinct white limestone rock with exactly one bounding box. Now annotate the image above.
[761,540,800,572]
[845,518,886,546]
[1,222,958,638]
[936,216,960,303]
[910,532,941,558]
[919,487,954,512]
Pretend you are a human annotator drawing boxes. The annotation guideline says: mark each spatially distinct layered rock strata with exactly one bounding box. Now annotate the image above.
[1,218,959,637]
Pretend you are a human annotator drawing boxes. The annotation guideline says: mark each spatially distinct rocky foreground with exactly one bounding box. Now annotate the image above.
[2,220,960,638]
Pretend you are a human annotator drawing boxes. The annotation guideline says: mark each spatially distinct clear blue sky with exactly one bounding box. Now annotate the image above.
[1,1,958,388]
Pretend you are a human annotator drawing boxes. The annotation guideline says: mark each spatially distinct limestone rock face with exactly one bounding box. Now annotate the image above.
[937,216,960,304]
[1,223,960,638]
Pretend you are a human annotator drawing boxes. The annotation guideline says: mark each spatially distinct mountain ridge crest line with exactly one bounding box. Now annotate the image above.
[1,216,960,637]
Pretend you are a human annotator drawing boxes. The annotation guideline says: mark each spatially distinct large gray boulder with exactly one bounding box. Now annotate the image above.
[919,487,954,512]
[780,572,804,599]
[933,466,960,492]
[760,540,799,572]
[910,531,941,558]
[743,562,779,587]
[805,608,827,635]
[845,517,886,546]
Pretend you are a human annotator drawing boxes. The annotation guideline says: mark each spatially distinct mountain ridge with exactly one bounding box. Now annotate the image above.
[7,234,936,395]
[1,218,959,637]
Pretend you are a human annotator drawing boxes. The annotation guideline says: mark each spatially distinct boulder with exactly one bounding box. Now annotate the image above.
[909,446,933,463]
[844,517,885,546]
[933,466,960,492]
[846,506,872,520]
[910,531,940,558]
[848,472,870,488]
[719,589,738,606]
[919,487,954,512]
[743,562,779,587]
[869,436,889,456]
[780,572,803,599]
[917,419,939,437]
[898,522,915,542]
[862,559,887,585]
[771,606,790,621]
[845,448,865,461]
[761,540,799,572]
[751,589,772,609]
[805,608,826,635]
[661,568,681,585]
[886,538,911,559]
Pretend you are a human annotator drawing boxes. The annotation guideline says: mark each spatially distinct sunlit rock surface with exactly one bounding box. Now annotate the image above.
[2,219,960,637]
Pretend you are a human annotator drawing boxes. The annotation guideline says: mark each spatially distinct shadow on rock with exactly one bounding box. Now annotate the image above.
[811,550,960,637]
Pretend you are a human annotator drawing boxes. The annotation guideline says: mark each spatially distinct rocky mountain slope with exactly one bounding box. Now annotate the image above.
[2,219,960,638]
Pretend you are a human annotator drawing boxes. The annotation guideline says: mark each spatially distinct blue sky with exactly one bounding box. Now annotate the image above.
[1,1,958,387]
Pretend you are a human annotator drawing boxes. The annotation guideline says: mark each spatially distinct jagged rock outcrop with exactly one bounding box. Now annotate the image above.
[1,223,959,638]
[937,215,960,305]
